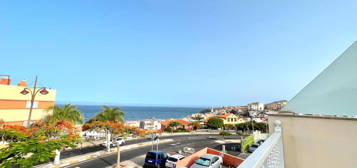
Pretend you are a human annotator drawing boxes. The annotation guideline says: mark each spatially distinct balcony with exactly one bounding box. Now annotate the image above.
[238,120,284,168]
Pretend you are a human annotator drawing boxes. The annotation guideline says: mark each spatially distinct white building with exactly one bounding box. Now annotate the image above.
[139,119,161,130]
[248,102,265,111]
[125,120,140,127]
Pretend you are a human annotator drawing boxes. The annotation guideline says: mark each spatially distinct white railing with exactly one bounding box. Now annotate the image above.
[238,120,285,168]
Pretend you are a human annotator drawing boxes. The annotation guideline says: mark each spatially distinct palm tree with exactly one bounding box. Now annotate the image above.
[45,104,84,125]
[91,105,125,167]
[45,104,83,165]
[92,106,124,123]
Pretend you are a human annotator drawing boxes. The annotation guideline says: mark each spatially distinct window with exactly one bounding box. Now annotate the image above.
[195,158,210,166]
[168,157,178,162]
[212,157,219,163]
[146,152,157,159]
[26,101,38,108]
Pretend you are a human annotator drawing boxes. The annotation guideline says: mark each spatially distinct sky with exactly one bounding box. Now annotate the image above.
[0,0,356,107]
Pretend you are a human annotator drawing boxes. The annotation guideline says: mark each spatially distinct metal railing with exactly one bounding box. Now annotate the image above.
[238,120,284,168]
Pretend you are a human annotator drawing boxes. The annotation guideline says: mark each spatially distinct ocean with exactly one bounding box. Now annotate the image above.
[74,105,205,121]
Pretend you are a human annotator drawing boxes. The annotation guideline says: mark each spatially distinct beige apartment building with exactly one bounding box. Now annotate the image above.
[0,76,56,126]
[238,42,357,168]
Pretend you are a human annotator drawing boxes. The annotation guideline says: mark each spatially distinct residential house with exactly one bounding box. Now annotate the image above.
[247,102,264,111]
[125,120,140,127]
[139,119,161,130]
[216,113,245,125]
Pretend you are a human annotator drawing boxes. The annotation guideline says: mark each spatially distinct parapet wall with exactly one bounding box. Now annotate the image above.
[269,114,357,168]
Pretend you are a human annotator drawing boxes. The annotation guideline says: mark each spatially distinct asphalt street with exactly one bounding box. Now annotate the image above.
[61,134,203,159]
[66,134,228,168]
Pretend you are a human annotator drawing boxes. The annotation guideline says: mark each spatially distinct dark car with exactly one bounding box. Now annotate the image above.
[144,151,168,168]
[256,140,265,145]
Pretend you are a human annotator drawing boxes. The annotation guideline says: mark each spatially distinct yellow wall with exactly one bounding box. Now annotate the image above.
[0,109,52,122]
[0,84,56,101]
[221,114,245,125]
[0,84,56,124]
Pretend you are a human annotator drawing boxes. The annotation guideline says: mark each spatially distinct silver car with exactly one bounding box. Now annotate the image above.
[165,154,185,168]
[190,154,223,168]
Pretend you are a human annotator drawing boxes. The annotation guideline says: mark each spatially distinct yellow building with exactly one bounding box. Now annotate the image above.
[216,113,245,125]
[0,76,56,126]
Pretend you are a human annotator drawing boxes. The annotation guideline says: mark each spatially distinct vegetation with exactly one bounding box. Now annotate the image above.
[84,106,126,168]
[235,121,267,133]
[163,127,172,132]
[45,104,84,125]
[241,135,254,153]
[91,106,124,123]
[0,120,80,168]
[168,121,182,131]
[191,115,204,121]
[189,121,203,130]
[173,128,190,132]
[224,124,236,130]
[207,117,224,129]
[219,131,232,136]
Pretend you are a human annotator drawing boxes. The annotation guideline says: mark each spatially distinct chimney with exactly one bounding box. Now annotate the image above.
[18,80,27,87]
[0,75,10,85]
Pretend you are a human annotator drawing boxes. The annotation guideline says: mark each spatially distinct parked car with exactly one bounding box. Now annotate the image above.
[190,154,223,168]
[256,139,265,145]
[101,137,125,147]
[165,154,185,168]
[144,151,168,168]
[248,143,260,153]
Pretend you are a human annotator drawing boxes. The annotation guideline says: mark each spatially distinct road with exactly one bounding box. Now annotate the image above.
[67,134,232,168]
[61,134,213,159]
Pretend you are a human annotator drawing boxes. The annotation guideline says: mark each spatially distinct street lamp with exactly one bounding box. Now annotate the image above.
[20,76,49,127]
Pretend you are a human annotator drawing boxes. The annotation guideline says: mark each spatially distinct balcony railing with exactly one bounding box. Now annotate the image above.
[238,120,284,168]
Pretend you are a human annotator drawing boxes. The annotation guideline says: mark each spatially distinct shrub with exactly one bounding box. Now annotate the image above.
[236,121,268,133]
[164,127,172,132]
[219,131,232,136]
[174,128,190,132]
[224,124,236,130]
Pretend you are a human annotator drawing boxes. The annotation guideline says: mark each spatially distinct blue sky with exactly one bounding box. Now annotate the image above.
[1,0,356,107]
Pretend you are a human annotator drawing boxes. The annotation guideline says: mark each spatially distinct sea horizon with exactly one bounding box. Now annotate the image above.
[57,104,206,122]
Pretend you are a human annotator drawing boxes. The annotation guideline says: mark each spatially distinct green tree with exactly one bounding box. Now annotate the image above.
[189,121,203,130]
[45,104,84,125]
[207,118,224,129]
[168,121,182,131]
[92,106,124,123]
